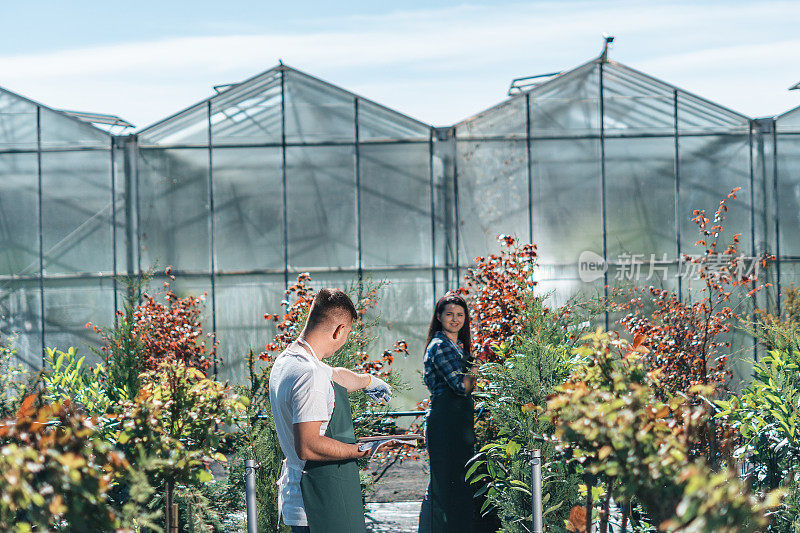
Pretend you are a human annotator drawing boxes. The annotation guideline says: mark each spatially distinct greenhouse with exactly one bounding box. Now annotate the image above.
[0,53,797,404]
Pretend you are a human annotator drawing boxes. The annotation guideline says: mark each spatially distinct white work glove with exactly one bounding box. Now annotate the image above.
[364,375,392,404]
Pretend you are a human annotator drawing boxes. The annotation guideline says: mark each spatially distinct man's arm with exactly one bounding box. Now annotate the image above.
[294,421,367,461]
[331,367,371,392]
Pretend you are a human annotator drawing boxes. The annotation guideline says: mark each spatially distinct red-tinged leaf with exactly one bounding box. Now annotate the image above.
[17,394,36,418]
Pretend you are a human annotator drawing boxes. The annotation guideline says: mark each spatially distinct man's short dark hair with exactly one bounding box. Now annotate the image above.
[305,288,358,331]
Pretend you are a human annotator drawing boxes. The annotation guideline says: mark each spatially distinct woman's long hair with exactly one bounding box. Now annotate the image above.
[425,292,471,357]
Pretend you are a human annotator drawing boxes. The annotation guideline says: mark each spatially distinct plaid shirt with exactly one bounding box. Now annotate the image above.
[423,331,469,398]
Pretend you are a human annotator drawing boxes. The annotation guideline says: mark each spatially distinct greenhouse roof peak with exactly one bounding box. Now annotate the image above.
[457,55,750,134]
[0,83,114,138]
[137,62,430,144]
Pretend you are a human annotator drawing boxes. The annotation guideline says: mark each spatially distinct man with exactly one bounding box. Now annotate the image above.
[269,288,393,533]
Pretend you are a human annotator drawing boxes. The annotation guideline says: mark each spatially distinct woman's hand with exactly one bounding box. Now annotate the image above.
[463,367,478,394]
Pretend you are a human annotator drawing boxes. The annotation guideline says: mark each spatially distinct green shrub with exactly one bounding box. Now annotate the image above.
[0,395,157,532]
[468,295,594,532]
[41,347,111,414]
[0,335,29,417]
[548,329,780,532]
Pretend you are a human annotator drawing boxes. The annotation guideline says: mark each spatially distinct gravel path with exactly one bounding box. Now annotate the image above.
[364,452,427,531]
[366,501,421,533]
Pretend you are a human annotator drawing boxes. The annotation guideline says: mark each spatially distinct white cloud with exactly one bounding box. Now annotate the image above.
[0,1,798,127]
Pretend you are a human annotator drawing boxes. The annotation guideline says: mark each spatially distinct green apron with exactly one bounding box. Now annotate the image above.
[300,382,366,533]
[427,387,475,533]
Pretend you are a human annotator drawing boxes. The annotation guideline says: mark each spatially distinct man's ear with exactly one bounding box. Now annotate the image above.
[332,323,346,340]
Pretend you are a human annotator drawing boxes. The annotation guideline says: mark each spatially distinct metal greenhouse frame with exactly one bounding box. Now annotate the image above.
[0,51,797,403]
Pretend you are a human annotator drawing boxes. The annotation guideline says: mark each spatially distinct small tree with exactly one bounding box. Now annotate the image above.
[116,360,248,530]
[613,188,771,464]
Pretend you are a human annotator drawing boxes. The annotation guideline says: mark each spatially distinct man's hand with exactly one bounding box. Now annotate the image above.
[358,438,411,458]
[364,375,392,404]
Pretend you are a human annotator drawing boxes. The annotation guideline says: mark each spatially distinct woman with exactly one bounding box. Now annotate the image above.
[418,292,476,533]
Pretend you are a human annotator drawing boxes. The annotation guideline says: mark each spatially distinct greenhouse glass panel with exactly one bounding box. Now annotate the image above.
[677,91,749,134]
[284,71,355,143]
[531,138,602,266]
[360,143,432,268]
[0,89,37,150]
[605,136,677,259]
[43,278,115,365]
[138,148,210,271]
[213,274,284,384]
[602,63,675,135]
[533,274,606,309]
[458,96,526,138]
[776,135,800,256]
[361,270,433,409]
[39,106,109,149]
[455,140,527,265]
[41,150,114,274]
[286,145,357,269]
[431,136,453,270]
[357,99,430,141]
[112,144,134,276]
[138,103,209,146]
[777,106,800,133]
[781,261,800,297]
[678,135,751,255]
[210,69,282,146]
[751,125,774,257]
[531,62,600,136]
[0,153,39,276]
[212,147,284,271]
[0,280,42,369]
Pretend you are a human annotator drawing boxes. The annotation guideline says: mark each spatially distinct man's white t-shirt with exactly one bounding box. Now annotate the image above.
[269,340,335,527]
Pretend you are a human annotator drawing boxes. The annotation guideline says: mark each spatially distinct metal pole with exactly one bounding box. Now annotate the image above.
[673,89,682,301]
[772,123,782,315]
[429,128,436,299]
[599,62,609,332]
[245,459,258,533]
[206,100,218,378]
[280,68,289,289]
[531,449,543,533]
[109,137,119,314]
[35,106,45,366]
[354,98,363,286]
[526,92,533,244]
[453,129,460,284]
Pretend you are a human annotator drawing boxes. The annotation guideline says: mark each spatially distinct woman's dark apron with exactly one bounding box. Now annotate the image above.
[427,386,475,533]
[300,381,366,533]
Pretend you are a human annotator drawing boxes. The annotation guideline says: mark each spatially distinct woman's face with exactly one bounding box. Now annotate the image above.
[438,303,465,336]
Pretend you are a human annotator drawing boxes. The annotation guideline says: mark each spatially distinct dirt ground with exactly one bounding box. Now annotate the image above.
[365,450,429,503]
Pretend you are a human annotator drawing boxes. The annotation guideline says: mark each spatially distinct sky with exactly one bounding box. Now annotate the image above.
[1,0,799,129]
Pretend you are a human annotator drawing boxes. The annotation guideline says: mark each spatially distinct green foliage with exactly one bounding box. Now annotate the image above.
[234,350,289,533]
[467,295,591,532]
[0,335,29,417]
[0,395,157,532]
[117,360,248,488]
[717,343,800,531]
[41,347,111,414]
[548,329,779,532]
[89,274,151,403]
